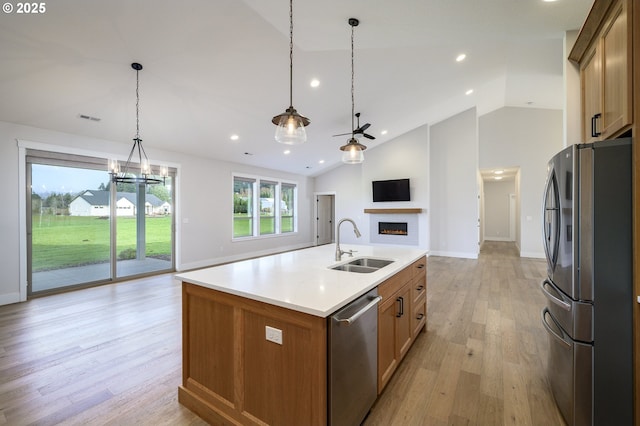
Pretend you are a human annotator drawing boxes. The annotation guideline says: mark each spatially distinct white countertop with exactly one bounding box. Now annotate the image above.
[176,244,427,317]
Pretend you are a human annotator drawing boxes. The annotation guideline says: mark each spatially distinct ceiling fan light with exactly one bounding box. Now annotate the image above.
[273,107,309,145]
[340,138,366,164]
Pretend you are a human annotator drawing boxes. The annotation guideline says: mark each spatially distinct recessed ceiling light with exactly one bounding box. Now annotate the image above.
[494,176,503,180]
[380,130,388,135]
[310,79,320,88]
[465,89,474,95]
[494,170,504,174]
[230,134,239,141]
[284,150,291,155]
[319,160,325,164]
[543,0,558,2]
[456,53,466,62]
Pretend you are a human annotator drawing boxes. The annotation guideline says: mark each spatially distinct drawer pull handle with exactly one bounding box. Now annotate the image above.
[416,285,424,291]
[396,296,404,317]
[416,313,425,320]
[416,264,425,269]
[591,113,602,138]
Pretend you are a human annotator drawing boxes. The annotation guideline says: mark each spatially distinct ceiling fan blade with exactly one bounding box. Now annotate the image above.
[359,123,371,132]
[363,133,376,140]
[332,132,352,137]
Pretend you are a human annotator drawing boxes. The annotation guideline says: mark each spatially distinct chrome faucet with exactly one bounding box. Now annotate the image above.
[335,218,362,261]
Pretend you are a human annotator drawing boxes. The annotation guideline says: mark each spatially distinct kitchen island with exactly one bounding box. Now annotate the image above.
[176,244,427,425]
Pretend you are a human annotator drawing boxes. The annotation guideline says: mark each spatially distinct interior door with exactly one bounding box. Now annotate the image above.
[316,194,334,245]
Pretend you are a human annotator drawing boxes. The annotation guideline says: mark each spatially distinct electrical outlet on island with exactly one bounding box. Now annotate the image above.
[265,326,283,345]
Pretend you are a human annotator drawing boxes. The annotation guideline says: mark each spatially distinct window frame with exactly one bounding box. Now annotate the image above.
[232,173,298,241]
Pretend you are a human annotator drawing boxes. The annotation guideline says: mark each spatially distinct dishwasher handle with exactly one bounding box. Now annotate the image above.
[335,296,382,325]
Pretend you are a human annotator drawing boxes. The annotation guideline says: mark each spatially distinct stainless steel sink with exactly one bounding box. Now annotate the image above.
[346,258,394,269]
[331,264,378,273]
[330,257,394,273]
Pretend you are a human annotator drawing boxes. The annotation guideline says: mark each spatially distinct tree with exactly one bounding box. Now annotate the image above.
[148,184,171,202]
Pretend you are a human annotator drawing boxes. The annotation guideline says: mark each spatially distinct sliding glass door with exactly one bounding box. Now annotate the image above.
[29,163,112,292]
[27,150,175,296]
[114,179,174,278]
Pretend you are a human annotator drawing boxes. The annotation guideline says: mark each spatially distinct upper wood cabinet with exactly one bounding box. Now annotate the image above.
[571,0,633,142]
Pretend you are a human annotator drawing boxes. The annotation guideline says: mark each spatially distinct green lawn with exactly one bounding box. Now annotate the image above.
[234,215,293,237]
[31,215,172,271]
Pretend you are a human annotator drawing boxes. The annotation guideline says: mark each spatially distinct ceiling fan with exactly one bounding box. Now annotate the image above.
[333,112,376,140]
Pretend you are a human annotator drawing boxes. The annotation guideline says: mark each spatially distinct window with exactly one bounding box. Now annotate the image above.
[233,175,297,239]
[259,180,277,235]
[281,183,295,233]
[233,177,255,238]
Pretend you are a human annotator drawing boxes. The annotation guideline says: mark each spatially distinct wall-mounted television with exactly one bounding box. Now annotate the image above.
[372,178,411,202]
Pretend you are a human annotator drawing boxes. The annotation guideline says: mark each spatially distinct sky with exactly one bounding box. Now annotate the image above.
[31,164,109,196]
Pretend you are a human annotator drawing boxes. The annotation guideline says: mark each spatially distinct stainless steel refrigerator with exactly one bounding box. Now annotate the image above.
[541,137,633,426]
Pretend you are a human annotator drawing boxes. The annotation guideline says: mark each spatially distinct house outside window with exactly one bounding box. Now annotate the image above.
[233,174,297,239]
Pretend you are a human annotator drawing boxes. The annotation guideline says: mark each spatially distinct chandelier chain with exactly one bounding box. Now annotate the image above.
[135,67,140,140]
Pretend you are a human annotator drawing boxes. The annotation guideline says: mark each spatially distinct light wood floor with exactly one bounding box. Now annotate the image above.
[0,242,564,425]
[365,241,565,426]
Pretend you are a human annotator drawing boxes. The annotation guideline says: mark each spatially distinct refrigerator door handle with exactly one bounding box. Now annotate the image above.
[541,307,571,349]
[540,279,571,311]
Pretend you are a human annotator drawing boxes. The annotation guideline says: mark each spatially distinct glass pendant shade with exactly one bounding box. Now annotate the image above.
[273,107,309,145]
[340,138,366,164]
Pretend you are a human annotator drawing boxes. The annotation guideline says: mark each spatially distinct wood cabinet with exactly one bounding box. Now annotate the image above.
[572,0,632,142]
[378,256,427,393]
[179,283,327,426]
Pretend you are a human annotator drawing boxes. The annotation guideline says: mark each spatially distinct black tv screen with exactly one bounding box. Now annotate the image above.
[372,178,410,202]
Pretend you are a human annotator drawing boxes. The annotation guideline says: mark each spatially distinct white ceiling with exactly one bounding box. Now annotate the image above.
[0,0,593,176]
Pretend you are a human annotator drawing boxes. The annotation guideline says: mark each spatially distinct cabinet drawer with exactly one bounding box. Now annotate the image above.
[411,274,426,303]
[378,267,411,301]
[410,256,427,278]
[412,295,427,336]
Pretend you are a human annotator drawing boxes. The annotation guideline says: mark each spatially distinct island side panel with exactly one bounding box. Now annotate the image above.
[179,282,327,426]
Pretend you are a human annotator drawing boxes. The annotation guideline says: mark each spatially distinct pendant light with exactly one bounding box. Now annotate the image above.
[339,18,367,164]
[271,0,310,145]
[110,63,168,185]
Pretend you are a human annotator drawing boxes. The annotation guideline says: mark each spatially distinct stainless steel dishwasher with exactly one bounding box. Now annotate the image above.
[328,288,382,426]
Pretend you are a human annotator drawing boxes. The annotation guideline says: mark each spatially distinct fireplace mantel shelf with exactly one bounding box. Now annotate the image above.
[364,208,422,214]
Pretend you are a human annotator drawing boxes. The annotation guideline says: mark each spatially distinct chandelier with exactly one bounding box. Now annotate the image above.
[271,0,310,145]
[110,62,167,185]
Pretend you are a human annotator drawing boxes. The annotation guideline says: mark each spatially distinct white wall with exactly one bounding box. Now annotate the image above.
[0,121,315,305]
[429,108,479,258]
[564,30,581,147]
[478,107,563,258]
[483,179,516,241]
[315,125,429,249]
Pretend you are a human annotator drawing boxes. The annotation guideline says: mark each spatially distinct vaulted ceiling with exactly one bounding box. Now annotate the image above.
[0,0,592,176]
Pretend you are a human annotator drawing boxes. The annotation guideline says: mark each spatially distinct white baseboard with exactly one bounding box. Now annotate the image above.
[520,251,545,259]
[428,250,478,259]
[0,292,21,306]
[177,242,315,272]
[483,237,513,242]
